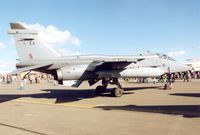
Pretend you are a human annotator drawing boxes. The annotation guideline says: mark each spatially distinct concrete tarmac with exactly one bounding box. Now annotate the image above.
[0,80,199,135]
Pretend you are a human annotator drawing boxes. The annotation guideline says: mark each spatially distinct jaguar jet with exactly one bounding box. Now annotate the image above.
[8,22,188,97]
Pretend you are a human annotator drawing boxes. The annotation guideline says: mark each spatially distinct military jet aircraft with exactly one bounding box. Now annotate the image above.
[8,22,188,97]
[183,58,200,72]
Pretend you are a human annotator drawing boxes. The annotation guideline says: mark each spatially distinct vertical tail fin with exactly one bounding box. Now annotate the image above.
[8,22,60,63]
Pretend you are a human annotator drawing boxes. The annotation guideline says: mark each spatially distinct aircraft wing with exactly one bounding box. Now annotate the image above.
[9,63,52,75]
[70,61,134,87]
[87,60,135,72]
[87,58,145,72]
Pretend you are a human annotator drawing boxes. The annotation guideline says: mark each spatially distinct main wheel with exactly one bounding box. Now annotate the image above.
[111,87,123,97]
[95,85,106,94]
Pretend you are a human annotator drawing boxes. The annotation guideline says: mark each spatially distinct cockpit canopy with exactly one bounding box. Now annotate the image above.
[156,53,175,61]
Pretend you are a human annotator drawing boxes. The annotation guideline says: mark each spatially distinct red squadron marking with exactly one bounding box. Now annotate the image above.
[29,53,33,60]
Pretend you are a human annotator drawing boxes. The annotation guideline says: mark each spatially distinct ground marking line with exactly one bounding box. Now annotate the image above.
[14,98,95,109]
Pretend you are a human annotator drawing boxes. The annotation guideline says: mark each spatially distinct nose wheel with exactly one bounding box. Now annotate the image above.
[164,82,172,90]
[164,73,172,90]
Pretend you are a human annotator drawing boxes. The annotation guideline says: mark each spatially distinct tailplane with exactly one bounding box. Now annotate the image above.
[8,22,60,63]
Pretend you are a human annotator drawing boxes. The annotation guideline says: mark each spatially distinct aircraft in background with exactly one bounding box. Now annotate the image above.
[8,22,188,97]
[183,59,200,72]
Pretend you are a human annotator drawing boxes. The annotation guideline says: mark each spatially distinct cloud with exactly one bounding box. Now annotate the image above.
[0,60,15,75]
[0,60,14,68]
[0,41,5,50]
[19,22,81,46]
[167,50,186,57]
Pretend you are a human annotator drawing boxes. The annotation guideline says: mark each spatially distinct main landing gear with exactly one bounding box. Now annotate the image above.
[95,78,124,97]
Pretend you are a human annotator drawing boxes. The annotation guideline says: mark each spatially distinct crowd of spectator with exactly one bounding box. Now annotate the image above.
[0,72,54,85]
[158,71,200,83]
[0,71,200,86]
[124,71,200,84]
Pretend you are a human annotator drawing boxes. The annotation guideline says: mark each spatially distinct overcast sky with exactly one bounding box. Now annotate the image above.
[0,0,199,74]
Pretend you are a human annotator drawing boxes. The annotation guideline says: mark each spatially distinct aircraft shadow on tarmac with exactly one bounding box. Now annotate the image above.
[43,86,160,103]
[170,93,200,98]
[95,105,200,118]
[0,86,199,118]
[0,86,160,104]
[0,89,96,103]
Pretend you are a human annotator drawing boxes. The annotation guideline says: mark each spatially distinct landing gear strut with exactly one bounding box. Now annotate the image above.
[95,78,124,97]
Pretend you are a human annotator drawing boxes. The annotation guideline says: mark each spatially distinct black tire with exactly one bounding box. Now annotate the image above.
[111,88,123,97]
